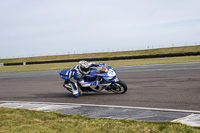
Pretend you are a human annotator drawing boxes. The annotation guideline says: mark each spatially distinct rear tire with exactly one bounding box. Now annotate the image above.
[63,80,73,92]
[111,80,127,94]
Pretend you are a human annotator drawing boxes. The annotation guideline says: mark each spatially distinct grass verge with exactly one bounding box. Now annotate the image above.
[0,45,200,64]
[0,107,199,133]
[0,55,200,73]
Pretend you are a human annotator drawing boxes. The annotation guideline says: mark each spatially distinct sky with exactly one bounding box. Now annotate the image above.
[0,0,200,59]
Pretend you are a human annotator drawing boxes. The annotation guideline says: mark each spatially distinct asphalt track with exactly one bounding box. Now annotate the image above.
[0,62,200,111]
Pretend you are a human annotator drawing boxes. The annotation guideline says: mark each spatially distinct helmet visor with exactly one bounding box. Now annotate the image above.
[81,67,89,73]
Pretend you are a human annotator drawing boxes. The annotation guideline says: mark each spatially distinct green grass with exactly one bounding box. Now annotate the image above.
[0,107,199,133]
[0,45,200,73]
[0,55,200,73]
[1,45,200,64]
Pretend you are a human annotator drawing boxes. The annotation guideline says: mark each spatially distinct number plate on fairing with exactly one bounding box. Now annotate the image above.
[108,69,116,76]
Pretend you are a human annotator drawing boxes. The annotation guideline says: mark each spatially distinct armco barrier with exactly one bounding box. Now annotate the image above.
[4,62,23,66]
[3,52,200,66]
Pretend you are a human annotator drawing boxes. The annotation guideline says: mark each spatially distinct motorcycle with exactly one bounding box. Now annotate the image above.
[59,65,127,95]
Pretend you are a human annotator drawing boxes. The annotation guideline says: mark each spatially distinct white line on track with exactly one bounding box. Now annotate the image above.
[1,101,200,114]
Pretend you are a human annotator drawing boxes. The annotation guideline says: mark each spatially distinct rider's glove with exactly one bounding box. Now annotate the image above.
[100,63,106,66]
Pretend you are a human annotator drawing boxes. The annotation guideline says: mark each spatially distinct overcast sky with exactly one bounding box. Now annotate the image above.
[0,0,200,58]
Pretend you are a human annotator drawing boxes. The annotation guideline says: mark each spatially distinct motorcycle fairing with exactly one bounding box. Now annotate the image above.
[59,69,71,80]
[59,66,119,84]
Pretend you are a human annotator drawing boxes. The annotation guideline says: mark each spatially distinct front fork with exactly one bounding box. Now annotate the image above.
[110,77,119,89]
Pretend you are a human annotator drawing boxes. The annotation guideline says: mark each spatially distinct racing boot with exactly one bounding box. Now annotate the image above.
[70,83,80,97]
[72,89,79,97]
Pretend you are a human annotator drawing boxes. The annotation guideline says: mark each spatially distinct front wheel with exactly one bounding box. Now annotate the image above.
[110,80,127,94]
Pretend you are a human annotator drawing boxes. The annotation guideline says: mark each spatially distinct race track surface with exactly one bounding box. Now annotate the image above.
[1,62,200,111]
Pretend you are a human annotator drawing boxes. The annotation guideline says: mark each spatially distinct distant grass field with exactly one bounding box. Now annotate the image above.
[0,45,200,73]
[0,45,200,63]
[0,107,199,133]
[0,55,200,73]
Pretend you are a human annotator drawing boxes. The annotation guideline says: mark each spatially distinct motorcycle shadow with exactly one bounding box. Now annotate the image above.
[33,93,69,98]
[80,91,117,97]
[32,92,117,99]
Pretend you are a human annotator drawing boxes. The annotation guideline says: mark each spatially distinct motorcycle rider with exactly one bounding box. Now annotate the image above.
[68,60,106,97]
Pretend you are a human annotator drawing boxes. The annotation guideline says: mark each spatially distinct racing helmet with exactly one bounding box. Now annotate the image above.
[78,60,90,74]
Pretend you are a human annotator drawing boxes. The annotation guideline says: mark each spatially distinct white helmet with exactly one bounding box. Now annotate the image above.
[78,60,90,74]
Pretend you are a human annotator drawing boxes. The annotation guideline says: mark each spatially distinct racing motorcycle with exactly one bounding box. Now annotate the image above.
[59,65,127,95]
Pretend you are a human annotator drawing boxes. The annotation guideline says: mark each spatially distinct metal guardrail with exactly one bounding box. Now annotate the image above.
[2,52,200,66]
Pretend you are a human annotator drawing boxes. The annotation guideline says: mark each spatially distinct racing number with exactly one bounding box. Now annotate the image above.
[108,69,116,76]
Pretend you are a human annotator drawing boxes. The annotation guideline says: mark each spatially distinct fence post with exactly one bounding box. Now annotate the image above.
[23,62,26,65]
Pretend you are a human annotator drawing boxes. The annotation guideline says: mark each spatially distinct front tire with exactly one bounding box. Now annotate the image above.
[110,80,127,94]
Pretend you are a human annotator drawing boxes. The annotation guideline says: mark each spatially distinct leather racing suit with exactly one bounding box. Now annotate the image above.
[68,62,106,97]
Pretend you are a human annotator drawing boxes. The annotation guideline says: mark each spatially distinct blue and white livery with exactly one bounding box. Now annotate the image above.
[59,63,127,97]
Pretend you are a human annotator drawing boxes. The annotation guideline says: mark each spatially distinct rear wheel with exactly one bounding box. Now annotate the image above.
[63,80,73,92]
[110,80,127,94]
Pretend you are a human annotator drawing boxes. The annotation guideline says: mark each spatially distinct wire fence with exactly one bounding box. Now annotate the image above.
[0,43,200,59]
